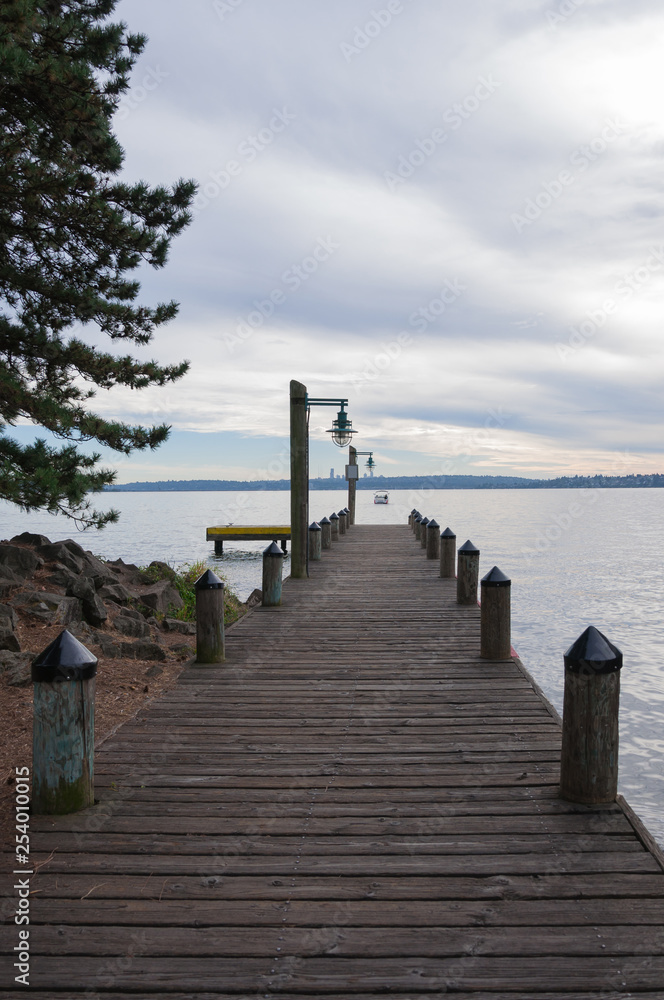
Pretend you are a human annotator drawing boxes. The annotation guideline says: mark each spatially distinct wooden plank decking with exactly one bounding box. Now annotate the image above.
[2,523,664,997]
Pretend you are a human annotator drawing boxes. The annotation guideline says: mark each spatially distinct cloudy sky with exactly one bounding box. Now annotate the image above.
[71,0,664,480]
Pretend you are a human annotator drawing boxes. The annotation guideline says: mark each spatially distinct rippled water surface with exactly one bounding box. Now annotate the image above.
[2,487,663,848]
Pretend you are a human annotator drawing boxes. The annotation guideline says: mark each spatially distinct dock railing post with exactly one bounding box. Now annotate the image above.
[308,521,322,561]
[480,567,512,659]
[330,512,340,541]
[457,540,480,605]
[195,569,225,663]
[343,507,351,529]
[31,630,97,814]
[262,542,284,606]
[419,517,430,548]
[440,527,456,578]
[414,516,422,540]
[338,510,347,535]
[319,516,332,550]
[426,519,440,560]
[560,627,623,804]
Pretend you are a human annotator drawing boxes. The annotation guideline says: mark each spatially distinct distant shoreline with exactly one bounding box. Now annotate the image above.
[105,473,664,492]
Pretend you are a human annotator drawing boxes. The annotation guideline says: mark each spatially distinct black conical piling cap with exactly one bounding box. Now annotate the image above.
[427,519,439,529]
[481,566,511,587]
[195,569,225,590]
[337,510,346,517]
[414,516,422,523]
[263,541,283,558]
[458,539,479,554]
[32,629,98,683]
[410,508,417,514]
[420,517,430,526]
[343,507,350,514]
[564,626,623,675]
[330,512,339,521]
[319,516,331,525]
[309,521,322,532]
[441,527,456,538]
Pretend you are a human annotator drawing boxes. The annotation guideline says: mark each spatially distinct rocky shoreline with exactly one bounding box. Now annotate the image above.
[0,531,201,684]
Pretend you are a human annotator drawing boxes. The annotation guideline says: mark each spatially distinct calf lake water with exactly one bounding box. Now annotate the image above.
[2,486,663,849]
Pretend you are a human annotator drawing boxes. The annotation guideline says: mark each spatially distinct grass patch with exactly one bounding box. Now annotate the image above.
[139,560,247,626]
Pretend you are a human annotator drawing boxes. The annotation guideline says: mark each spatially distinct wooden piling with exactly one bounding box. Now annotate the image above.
[31,630,97,814]
[414,516,422,540]
[319,516,332,549]
[426,518,440,560]
[419,516,430,549]
[308,521,322,561]
[214,538,224,556]
[195,569,225,664]
[457,539,480,605]
[330,511,340,541]
[439,527,456,578]
[261,542,284,606]
[560,626,622,804]
[338,510,347,535]
[480,566,512,660]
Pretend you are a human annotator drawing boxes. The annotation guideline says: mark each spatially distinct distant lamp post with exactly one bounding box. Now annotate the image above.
[290,383,357,579]
[348,450,375,524]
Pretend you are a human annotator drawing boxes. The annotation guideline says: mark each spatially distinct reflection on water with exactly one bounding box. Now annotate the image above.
[2,487,663,847]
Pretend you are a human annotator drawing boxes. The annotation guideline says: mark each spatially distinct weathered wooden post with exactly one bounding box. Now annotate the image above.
[195,568,225,663]
[440,527,456,578]
[414,516,422,540]
[343,507,351,528]
[214,538,224,557]
[480,566,512,660]
[308,521,322,561]
[347,445,357,525]
[319,516,332,550]
[412,511,421,533]
[419,516,430,549]
[330,511,340,541]
[457,540,480,605]
[560,627,623,804]
[290,379,308,579]
[262,542,284,606]
[408,509,417,527]
[338,509,347,535]
[31,630,97,814]
[426,518,440,560]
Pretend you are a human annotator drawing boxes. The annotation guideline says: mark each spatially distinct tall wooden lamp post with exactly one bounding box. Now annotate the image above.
[289,380,356,578]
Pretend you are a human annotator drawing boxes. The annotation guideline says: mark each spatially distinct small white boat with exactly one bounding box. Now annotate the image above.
[373,491,389,504]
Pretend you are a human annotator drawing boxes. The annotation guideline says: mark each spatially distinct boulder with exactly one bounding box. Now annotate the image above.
[143,560,178,583]
[46,563,79,591]
[115,615,151,639]
[0,564,20,596]
[54,596,84,626]
[115,605,144,622]
[0,543,43,580]
[138,579,183,615]
[105,558,144,586]
[65,578,107,627]
[246,588,263,608]
[121,640,166,661]
[36,542,84,574]
[80,551,118,589]
[0,629,20,652]
[0,651,34,686]
[98,582,134,605]
[89,631,121,658]
[0,603,18,630]
[163,617,196,636]
[11,590,68,621]
[10,532,51,547]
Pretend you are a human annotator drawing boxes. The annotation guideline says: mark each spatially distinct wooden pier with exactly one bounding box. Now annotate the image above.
[3,523,664,997]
